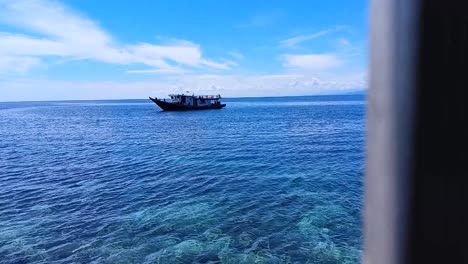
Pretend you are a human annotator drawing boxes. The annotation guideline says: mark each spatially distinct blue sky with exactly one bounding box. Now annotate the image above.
[0,0,367,101]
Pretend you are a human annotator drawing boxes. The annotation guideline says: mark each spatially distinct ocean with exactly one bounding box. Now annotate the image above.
[0,95,365,263]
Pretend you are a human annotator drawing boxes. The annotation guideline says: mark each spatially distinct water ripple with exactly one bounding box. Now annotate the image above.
[0,96,365,263]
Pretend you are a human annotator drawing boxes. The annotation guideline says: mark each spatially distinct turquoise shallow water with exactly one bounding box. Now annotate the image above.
[0,95,365,263]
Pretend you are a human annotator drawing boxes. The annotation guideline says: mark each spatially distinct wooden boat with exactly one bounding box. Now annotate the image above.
[149,94,226,111]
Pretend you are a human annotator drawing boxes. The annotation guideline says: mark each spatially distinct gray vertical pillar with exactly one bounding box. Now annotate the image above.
[365,0,420,263]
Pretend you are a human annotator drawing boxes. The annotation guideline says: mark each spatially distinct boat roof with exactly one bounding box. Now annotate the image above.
[168,94,221,99]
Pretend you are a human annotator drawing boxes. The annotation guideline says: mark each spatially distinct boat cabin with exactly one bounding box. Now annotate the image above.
[169,94,222,106]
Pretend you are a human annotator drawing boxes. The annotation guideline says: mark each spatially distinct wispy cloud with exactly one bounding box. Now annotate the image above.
[280,25,348,48]
[228,51,244,60]
[281,54,343,71]
[198,59,230,70]
[333,38,364,57]
[0,0,232,74]
[337,38,351,47]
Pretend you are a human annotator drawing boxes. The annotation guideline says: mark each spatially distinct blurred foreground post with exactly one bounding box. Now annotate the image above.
[366,0,467,263]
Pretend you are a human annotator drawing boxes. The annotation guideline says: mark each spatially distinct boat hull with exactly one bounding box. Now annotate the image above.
[149,97,226,111]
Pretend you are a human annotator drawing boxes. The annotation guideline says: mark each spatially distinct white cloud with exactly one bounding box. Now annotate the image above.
[0,55,41,73]
[0,72,366,101]
[0,0,231,73]
[280,25,348,48]
[0,33,70,56]
[282,54,343,71]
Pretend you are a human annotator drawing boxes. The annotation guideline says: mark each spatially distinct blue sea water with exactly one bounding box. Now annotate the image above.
[0,95,365,264]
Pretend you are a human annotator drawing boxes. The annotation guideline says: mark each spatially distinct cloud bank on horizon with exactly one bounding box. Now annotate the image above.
[0,0,367,101]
